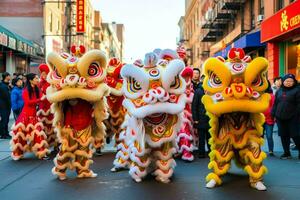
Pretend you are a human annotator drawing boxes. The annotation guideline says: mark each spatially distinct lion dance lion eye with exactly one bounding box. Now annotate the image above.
[209,72,222,87]
[128,77,142,93]
[88,62,103,77]
[252,75,263,87]
[170,75,181,89]
[52,66,61,79]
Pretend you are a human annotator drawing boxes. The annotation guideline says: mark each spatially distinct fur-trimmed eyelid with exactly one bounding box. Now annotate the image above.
[170,75,181,89]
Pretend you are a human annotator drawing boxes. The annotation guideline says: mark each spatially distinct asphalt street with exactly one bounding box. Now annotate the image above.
[0,135,300,200]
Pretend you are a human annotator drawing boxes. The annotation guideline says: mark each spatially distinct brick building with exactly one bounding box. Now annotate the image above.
[180,0,300,81]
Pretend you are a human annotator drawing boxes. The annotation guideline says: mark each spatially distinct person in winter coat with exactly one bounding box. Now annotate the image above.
[192,68,201,90]
[0,72,12,139]
[192,83,211,158]
[263,82,275,156]
[11,78,24,120]
[272,74,300,159]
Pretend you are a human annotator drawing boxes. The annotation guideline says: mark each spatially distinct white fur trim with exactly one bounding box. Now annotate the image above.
[130,154,151,168]
[153,148,176,160]
[176,132,193,142]
[155,159,176,171]
[178,144,194,153]
[73,160,93,171]
[158,49,179,60]
[153,168,174,180]
[181,154,194,161]
[129,165,147,180]
[123,94,186,119]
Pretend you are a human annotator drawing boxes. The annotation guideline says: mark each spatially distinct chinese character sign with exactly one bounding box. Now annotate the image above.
[76,0,85,33]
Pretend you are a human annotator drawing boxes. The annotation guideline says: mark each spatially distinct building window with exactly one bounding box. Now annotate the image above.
[277,0,284,11]
[250,0,255,28]
[259,0,264,15]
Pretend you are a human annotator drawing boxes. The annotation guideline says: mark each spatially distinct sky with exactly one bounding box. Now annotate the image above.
[91,0,185,63]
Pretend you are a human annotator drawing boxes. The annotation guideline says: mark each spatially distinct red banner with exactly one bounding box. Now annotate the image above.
[76,0,85,33]
[261,0,300,42]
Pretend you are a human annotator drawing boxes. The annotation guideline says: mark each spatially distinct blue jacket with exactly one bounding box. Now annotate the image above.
[11,86,24,111]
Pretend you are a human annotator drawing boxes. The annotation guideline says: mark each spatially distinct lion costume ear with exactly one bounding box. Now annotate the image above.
[77,50,108,82]
[46,52,68,77]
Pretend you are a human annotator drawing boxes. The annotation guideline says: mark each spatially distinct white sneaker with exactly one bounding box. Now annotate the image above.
[58,175,67,181]
[134,177,142,183]
[206,179,217,188]
[110,167,117,172]
[252,181,267,191]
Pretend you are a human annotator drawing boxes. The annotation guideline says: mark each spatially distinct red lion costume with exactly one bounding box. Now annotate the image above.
[37,64,56,148]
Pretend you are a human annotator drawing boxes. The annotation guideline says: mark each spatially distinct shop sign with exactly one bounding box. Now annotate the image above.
[0,32,8,46]
[261,0,300,42]
[8,37,16,50]
[17,41,28,53]
[76,0,85,33]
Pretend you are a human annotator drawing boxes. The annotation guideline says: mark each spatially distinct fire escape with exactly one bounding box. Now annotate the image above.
[200,0,245,43]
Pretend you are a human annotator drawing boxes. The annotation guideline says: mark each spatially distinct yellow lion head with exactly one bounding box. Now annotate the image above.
[46,45,109,103]
[202,48,270,116]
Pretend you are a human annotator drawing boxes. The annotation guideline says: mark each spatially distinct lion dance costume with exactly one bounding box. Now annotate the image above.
[202,48,270,191]
[37,64,56,148]
[175,46,195,161]
[121,50,186,183]
[105,58,130,171]
[10,83,50,160]
[46,45,109,180]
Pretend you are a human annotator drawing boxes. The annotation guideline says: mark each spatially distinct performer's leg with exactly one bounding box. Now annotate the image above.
[177,131,194,161]
[74,144,96,178]
[205,128,211,153]
[128,141,151,182]
[10,126,27,160]
[31,124,50,159]
[73,127,96,178]
[239,135,267,191]
[198,128,206,157]
[111,131,130,172]
[206,138,234,188]
[52,129,76,180]
[153,142,176,183]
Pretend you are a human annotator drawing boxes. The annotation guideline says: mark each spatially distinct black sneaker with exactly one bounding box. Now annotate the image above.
[280,153,291,159]
[269,152,274,156]
[95,148,103,156]
[42,155,51,160]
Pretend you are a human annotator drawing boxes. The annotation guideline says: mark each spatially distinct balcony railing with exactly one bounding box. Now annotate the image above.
[200,29,223,42]
[219,0,246,11]
[214,2,232,20]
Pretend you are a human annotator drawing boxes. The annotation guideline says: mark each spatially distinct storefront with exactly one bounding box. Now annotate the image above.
[214,30,266,59]
[261,0,300,81]
[0,25,44,75]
